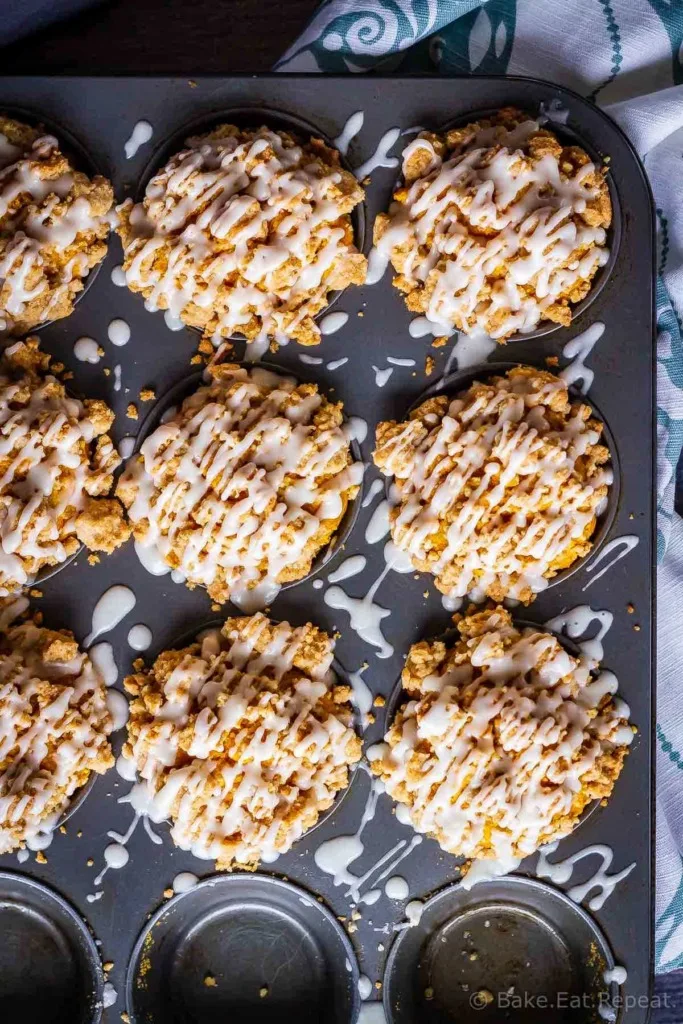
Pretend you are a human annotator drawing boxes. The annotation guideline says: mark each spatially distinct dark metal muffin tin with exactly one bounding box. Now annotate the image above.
[0,75,654,1023]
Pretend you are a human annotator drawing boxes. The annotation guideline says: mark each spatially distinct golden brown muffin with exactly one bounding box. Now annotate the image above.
[372,365,612,605]
[117,362,362,608]
[371,607,633,880]
[0,115,113,336]
[0,337,130,594]
[0,596,114,854]
[372,107,612,341]
[116,124,367,355]
[121,613,362,870]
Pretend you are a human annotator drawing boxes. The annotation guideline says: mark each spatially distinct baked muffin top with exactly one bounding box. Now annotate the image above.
[373,366,611,604]
[117,362,362,608]
[0,337,130,594]
[122,613,362,870]
[372,107,611,341]
[117,125,367,356]
[0,115,113,336]
[371,607,633,880]
[0,596,114,854]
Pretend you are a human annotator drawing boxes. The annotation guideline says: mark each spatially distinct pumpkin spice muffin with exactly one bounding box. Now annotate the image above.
[117,362,362,609]
[372,366,612,605]
[370,607,633,884]
[121,613,362,870]
[0,596,114,855]
[0,115,113,336]
[116,124,367,356]
[0,337,130,595]
[372,107,612,341]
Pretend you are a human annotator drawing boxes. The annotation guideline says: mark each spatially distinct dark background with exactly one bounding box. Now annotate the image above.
[0,0,680,1018]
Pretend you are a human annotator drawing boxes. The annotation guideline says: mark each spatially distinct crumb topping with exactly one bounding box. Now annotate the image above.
[117,363,362,608]
[0,597,114,854]
[116,125,367,356]
[121,613,361,869]
[371,607,632,872]
[372,108,612,340]
[0,337,129,593]
[0,117,113,336]
[372,366,611,604]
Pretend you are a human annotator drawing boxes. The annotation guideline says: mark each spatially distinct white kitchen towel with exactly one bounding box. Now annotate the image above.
[278,0,683,972]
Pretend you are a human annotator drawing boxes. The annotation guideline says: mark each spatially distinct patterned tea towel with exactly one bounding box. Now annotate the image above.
[278,0,683,973]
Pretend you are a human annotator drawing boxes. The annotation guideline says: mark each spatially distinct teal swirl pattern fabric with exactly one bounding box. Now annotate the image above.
[279,0,683,973]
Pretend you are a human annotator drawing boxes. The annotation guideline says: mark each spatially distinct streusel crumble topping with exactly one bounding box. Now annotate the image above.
[373,366,611,604]
[121,613,361,869]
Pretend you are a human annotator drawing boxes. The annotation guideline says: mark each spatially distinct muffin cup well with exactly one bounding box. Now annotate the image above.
[0,871,104,1024]
[383,875,618,1024]
[125,874,360,1024]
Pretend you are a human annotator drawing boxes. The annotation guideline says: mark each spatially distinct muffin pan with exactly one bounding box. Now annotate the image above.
[0,75,654,1023]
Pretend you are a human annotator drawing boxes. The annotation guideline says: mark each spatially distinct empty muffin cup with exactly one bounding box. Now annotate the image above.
[383,875,619,1024]
[0,871,103,1024]
[125,874,360,1024]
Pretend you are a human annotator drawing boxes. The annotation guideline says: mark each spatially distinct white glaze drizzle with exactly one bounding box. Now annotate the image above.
[173,871,199,894]
[327,357,349,371]
[102,983,118,1008]
[334,112,365,157]
[328,555,367,583]
[372,365,393,388]
[384,875,409,900]
[355,128,401,181]
[107,319,130,347]
[537,841,635,911]
[83,585,137,647]
[113,364,122,392]
[110,265,126,287]
[124,121,153,160]
[560,322,605,394]
[386,357,416,367]
[73,337,101,364]
[361,479,384,509]
[603,966,627,985]
[582,535,639,591]
[89,642,118,687]
[319,311,349,335]
[127,624,152,651]
[118,436,136,459]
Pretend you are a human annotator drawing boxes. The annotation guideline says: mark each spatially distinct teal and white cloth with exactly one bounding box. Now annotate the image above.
[278,0,683,974]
